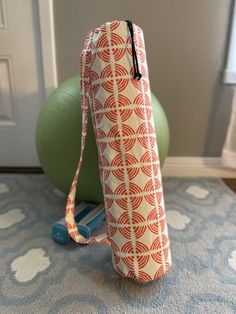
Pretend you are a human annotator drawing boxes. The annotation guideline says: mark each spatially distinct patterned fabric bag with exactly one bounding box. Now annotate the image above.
[65,20,171,283]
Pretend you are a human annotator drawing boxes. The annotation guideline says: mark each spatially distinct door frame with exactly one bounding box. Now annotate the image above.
[38,0,58,97]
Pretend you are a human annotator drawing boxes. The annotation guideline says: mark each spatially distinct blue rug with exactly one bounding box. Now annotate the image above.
[0,174,236,313]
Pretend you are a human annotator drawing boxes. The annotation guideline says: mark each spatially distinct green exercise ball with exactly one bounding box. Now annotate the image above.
[36,76,169,203]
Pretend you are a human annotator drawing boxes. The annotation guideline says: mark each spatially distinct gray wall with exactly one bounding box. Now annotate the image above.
[53,0,234,157]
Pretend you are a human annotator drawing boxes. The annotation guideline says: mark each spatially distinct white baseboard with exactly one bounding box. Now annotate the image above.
[162,157,236,178]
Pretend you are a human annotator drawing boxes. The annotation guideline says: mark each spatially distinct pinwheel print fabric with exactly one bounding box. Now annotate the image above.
[65,20,171,283]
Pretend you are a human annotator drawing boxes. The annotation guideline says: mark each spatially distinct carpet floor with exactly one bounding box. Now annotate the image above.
[0,174,236,314]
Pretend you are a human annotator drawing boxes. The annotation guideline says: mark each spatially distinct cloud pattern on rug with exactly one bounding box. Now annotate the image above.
[228,250,236,272]
[166,210,191,230]
[10,248,50,282]
[0,175,235,313]
[53,188,66,198]
[185,185,209,199]
[0,209,25,229]
[0,183,10,194]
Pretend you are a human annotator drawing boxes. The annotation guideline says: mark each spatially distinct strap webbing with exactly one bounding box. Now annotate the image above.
[65,33,110,246]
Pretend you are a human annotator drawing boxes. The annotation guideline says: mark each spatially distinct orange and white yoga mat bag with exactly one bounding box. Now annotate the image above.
[65,20,171,283]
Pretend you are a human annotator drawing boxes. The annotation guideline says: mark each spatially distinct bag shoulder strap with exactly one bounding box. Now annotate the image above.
[65,32,110,246]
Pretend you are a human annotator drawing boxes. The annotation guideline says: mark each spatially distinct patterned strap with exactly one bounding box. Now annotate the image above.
[65,33,110,246]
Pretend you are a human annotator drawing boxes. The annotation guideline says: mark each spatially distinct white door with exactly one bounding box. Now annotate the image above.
[0,0,56,166]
